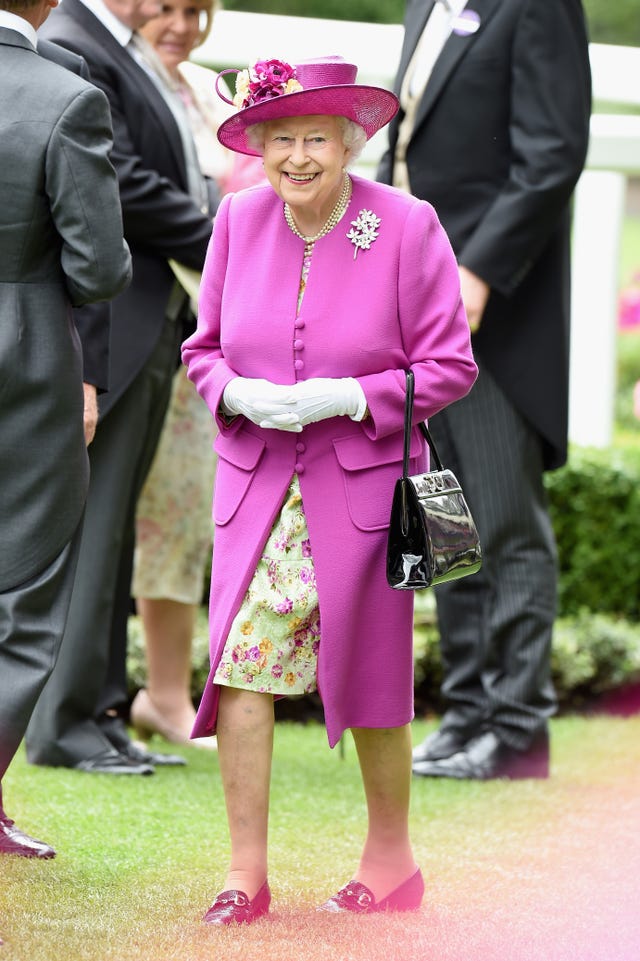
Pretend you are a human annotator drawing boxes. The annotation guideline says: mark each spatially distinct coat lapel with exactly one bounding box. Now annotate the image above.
[411,0,502,133]
[393,0,436,96]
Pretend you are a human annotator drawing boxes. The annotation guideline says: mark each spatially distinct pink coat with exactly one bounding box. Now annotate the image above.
[182,175,477,747]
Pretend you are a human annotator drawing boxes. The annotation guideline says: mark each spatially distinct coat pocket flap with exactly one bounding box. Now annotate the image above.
[214,429,265,471]
[333,430,422,472]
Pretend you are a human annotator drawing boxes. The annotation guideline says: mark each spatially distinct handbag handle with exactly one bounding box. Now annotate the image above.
[403,369,444,478]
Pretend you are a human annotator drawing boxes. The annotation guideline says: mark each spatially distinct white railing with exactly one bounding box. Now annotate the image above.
[196,13,640,449]
[569,43,640,448]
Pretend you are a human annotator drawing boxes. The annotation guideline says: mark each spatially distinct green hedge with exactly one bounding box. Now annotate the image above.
[582,0,640,46]
[127,592,640,716]
[545,445,640,620]
[221,0,404,23]
[615,330,640,431]
[412,594,640,713]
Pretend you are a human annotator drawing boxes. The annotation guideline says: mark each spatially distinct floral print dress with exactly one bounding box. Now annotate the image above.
[214,245,320,696]
[214,476,319,695]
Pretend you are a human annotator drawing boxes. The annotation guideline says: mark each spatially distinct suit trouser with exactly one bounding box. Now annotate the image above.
[428,364,558,751]
[0,524,82,801]
[26,317,180,767]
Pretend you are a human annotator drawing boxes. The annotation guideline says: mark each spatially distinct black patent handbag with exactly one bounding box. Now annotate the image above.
[386,370,482,590]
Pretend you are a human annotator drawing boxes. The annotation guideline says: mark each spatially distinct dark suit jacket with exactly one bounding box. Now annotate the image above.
[40,0,214,417]
[38,36,89,75]
[379,0,592,469]
[0,27,131,590]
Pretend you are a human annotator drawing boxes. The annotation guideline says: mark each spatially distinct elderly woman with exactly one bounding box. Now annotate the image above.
[182,55,477,923]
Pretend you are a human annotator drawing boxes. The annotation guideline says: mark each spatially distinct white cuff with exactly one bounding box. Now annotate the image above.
[349,380,368,422]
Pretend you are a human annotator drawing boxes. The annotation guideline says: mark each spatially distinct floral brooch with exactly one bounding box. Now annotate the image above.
[347,209,381,260]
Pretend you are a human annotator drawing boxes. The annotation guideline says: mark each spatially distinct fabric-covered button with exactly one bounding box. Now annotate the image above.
[296,442,306,453]
[294,359,304,370]
[295,462,305,474]
[294,319,305,329]
[293,339,304,350]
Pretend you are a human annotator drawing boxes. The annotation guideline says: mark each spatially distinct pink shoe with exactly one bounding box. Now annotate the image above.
[203,881,271,925]
[319,868,424,913]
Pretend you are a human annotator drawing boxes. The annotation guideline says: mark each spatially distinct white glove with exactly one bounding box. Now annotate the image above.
[291,377,367,427]
[221,377,302,432]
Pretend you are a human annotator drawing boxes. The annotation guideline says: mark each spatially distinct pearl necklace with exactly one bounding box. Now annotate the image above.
[284,174,352,254]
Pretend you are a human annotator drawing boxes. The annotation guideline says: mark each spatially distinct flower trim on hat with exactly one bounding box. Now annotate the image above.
[233,59,304,110]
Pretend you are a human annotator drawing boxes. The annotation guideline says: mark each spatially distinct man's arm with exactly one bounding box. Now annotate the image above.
[46,82,131,305]
[458,0,591,298]
[39,37,111,404]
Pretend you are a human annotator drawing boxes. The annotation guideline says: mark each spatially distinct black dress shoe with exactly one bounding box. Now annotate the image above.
[412,730,549,780]
[120,739,186,768]
[73,748,154,775]
[319,868,424,914]
[0,816,56,858]
[203,881,271,925]
[412,727,470,763]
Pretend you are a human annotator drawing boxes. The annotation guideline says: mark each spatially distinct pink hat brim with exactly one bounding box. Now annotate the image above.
[217,84,399,157]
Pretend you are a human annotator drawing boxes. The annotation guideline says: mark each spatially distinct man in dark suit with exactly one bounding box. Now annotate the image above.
[379,0,591,778]
[26,0,216,774]
[0,0,131,857]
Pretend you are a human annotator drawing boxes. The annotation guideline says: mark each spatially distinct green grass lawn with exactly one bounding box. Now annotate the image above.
[2,716,639,961]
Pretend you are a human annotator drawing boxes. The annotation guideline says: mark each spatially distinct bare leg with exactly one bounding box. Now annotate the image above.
[216,686,274,898]
[136,597,196,736]
[350,724,418,900]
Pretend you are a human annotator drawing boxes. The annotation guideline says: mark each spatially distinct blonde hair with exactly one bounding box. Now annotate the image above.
[246,116,367,164]
[197,0,221,47]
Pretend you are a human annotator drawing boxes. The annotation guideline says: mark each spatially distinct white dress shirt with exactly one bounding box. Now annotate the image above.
[0,10,37,48]
[409,0,469,97]
[77,0,132,46]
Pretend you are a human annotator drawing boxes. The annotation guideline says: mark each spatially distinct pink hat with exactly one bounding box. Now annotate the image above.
[215,55,399,157]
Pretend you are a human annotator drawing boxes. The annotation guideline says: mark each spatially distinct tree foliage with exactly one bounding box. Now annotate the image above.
[221,0,640,45]
[583,0,640,46]
[222,0,404,23]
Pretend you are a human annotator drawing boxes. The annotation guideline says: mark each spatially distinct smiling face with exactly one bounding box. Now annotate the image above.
[139,0,212,73]
[261,115,351,232]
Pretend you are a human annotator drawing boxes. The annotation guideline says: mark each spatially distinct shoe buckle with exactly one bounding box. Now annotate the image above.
[215,893,235,906]
[345,884,372,907]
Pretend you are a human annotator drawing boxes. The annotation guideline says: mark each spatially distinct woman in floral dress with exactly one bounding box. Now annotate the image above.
[130,0,263,748]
